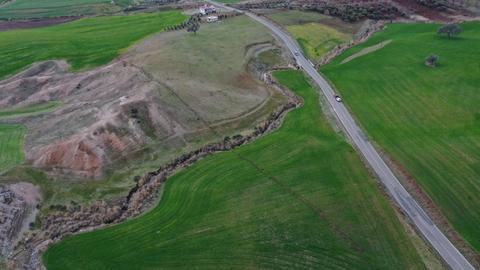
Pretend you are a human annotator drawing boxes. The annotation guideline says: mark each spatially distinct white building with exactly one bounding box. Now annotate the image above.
[199,4,216,15]
[206,15,218,22]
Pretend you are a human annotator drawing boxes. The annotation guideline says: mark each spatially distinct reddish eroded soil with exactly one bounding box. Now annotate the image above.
[31,132,127,178]
[0,17,80,32]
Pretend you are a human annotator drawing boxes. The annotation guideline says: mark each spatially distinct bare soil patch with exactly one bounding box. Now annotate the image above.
[0,17,79,32]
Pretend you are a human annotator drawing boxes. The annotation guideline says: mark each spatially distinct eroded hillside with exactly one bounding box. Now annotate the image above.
[0,16,286,180]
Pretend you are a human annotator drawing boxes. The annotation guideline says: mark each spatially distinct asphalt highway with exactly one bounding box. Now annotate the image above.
[208,2,475,269]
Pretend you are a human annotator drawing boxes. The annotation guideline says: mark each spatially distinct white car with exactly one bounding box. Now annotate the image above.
[294,51,300,56]
[335,95,342,102]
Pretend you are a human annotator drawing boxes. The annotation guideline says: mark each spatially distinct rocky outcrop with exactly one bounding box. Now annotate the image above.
[0,183,41,259]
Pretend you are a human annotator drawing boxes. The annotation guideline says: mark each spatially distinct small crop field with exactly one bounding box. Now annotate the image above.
[0,0,131,19]
[0,10,186,79]
[266,10,362,61]
[0,124,26,173]
[322,22,480,251]
[287,23,350,61]
[0,102,61,173]
[43,71,427,270]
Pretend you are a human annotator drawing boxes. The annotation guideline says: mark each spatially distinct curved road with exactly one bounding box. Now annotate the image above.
[208,2,475,269]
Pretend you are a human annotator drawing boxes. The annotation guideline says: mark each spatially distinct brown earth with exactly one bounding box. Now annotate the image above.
[0,17,80,32]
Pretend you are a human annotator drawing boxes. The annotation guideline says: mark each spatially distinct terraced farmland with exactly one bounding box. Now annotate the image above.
[43,71,426,270]
[0,10,186,79]
[322,22,480,251]
[0,124,26,173]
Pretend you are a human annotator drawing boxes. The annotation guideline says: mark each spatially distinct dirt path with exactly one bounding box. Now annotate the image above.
[0,17,80,32]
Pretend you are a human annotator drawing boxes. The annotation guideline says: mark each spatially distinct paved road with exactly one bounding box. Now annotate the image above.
[208,2,475,269]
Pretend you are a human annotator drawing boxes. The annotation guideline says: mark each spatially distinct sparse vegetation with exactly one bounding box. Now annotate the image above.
[322,22,480,251]
[43,71,426,270]
[0,11,186,79]
[2,15,286,213]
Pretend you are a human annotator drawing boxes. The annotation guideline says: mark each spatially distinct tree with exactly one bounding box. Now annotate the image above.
[437,24,462,39]
[187,22,200,35]
[425,54,439,67]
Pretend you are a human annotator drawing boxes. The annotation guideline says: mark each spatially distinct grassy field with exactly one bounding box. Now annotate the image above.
[0,124,26,174]
[287,23,350,61]
[0,101,61,119]
[0,0,132,19]
[266,10,361,61]
[0,10,186,79]
[43,71,426,270]
[322,22,480,251]
[0,101,63,173]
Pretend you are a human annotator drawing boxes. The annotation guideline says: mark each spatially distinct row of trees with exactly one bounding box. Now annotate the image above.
[164,13,201,32]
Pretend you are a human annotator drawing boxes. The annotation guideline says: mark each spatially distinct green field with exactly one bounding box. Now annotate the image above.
[0,0,132,19]
[322,22,480,251]
[0,101,63,173]
[0,101,61,119]
[0,124,26,173]
[43,71,426,270]
[266,10,361,61]
[287,23,350,61]
[0,10,186,79]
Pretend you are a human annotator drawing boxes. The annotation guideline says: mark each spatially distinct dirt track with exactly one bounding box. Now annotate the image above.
[0,17,80,32]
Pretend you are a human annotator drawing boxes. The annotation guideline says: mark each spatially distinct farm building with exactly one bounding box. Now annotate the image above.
[199,4,216,15]
[206,15,218,22]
